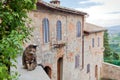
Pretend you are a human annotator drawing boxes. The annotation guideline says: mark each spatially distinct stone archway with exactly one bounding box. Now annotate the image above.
[44,66,52,78]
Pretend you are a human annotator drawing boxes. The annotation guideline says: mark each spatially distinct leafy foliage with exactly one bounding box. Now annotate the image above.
[0,0,36,79]
[104,31,112,58]
[113,52,119,60]
[109,32,120,53]
[104,30,120,66]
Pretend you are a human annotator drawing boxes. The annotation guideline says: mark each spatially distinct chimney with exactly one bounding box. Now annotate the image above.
[50,0,60,6]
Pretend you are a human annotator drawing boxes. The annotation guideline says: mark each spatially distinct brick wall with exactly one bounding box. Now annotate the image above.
[101,62,120,80]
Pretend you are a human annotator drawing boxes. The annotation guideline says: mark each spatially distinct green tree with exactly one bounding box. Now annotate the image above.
[113,52,119,60]
[104,31,112,59]
[0,0,36,80]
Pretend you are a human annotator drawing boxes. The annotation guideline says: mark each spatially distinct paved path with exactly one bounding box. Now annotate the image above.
[12,56,50,80]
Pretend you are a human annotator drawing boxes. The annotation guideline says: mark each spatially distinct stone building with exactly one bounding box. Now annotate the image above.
[22,0,106,80]
[83,23,105,80]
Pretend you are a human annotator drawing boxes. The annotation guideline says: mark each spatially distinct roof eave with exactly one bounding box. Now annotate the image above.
[37,0,88,16]
[84,29,106,34]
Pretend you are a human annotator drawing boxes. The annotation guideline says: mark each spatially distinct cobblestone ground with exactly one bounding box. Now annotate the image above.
[12,56,50,80]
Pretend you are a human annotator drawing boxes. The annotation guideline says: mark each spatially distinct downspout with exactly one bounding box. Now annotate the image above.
[65,14,68,61]
[82,15,84,69]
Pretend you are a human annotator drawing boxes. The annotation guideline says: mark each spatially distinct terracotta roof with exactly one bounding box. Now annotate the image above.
[84,23,106,34]
[37,0,88,16]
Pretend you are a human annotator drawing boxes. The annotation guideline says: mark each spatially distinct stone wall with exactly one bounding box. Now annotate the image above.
[26,2,105,80]
[28,6,84,80]
[101,62,120,80]
[82,32,104,80]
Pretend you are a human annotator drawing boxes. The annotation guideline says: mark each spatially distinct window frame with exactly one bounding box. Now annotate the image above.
[56,20,62,41]
[98,37,100,47]
[92,38,95,48]
[87,64,90,73]
[75,54,80,68]
[42,18,50,43]
[76,21,81,37]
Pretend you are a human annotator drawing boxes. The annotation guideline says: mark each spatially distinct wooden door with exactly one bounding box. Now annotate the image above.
[57,58,63,80]
[95,65,98,80]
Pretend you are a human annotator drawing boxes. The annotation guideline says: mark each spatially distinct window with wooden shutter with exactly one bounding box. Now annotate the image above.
[92,38,94,47]
[87,64,90,73]
[42,18,49,43]
[76,21,81,37]
[57,20,62,41]
[98,37,100,47]
[75,55,80,68]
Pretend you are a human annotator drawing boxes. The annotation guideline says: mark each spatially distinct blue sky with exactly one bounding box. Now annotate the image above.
[44,0,120,27]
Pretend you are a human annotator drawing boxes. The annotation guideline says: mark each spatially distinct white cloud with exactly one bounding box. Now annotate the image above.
[76,0,120,27]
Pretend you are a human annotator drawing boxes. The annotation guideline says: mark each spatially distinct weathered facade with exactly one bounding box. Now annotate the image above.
[82,23,105,80]
[25,0,106,80]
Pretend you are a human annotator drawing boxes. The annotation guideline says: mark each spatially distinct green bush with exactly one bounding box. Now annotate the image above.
[112,60,120,66]
[104,59,120,66]
[0,0,36,79]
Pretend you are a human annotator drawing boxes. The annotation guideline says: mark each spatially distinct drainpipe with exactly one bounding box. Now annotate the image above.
[82,16,84,69]
[65,14,68,61]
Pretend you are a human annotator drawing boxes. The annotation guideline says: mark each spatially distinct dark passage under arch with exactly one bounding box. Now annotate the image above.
[44,66,52,78]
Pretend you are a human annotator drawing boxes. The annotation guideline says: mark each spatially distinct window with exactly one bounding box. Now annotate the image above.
[75,55,80,68]
[98,37,100,47]
[76,21,81,37]
[57,20,62,41]
[92,38,94,47]
[87,64,90,73]
[42,18,49,43]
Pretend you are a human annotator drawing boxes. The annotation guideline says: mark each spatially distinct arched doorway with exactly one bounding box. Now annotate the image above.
[95,65,98,80]
[57,57,63,80]
[44,66,52,78]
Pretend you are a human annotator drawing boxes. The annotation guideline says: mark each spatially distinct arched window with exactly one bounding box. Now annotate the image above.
[76,21,81,37]
[57,20,62,41]
[43,18,49,43]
